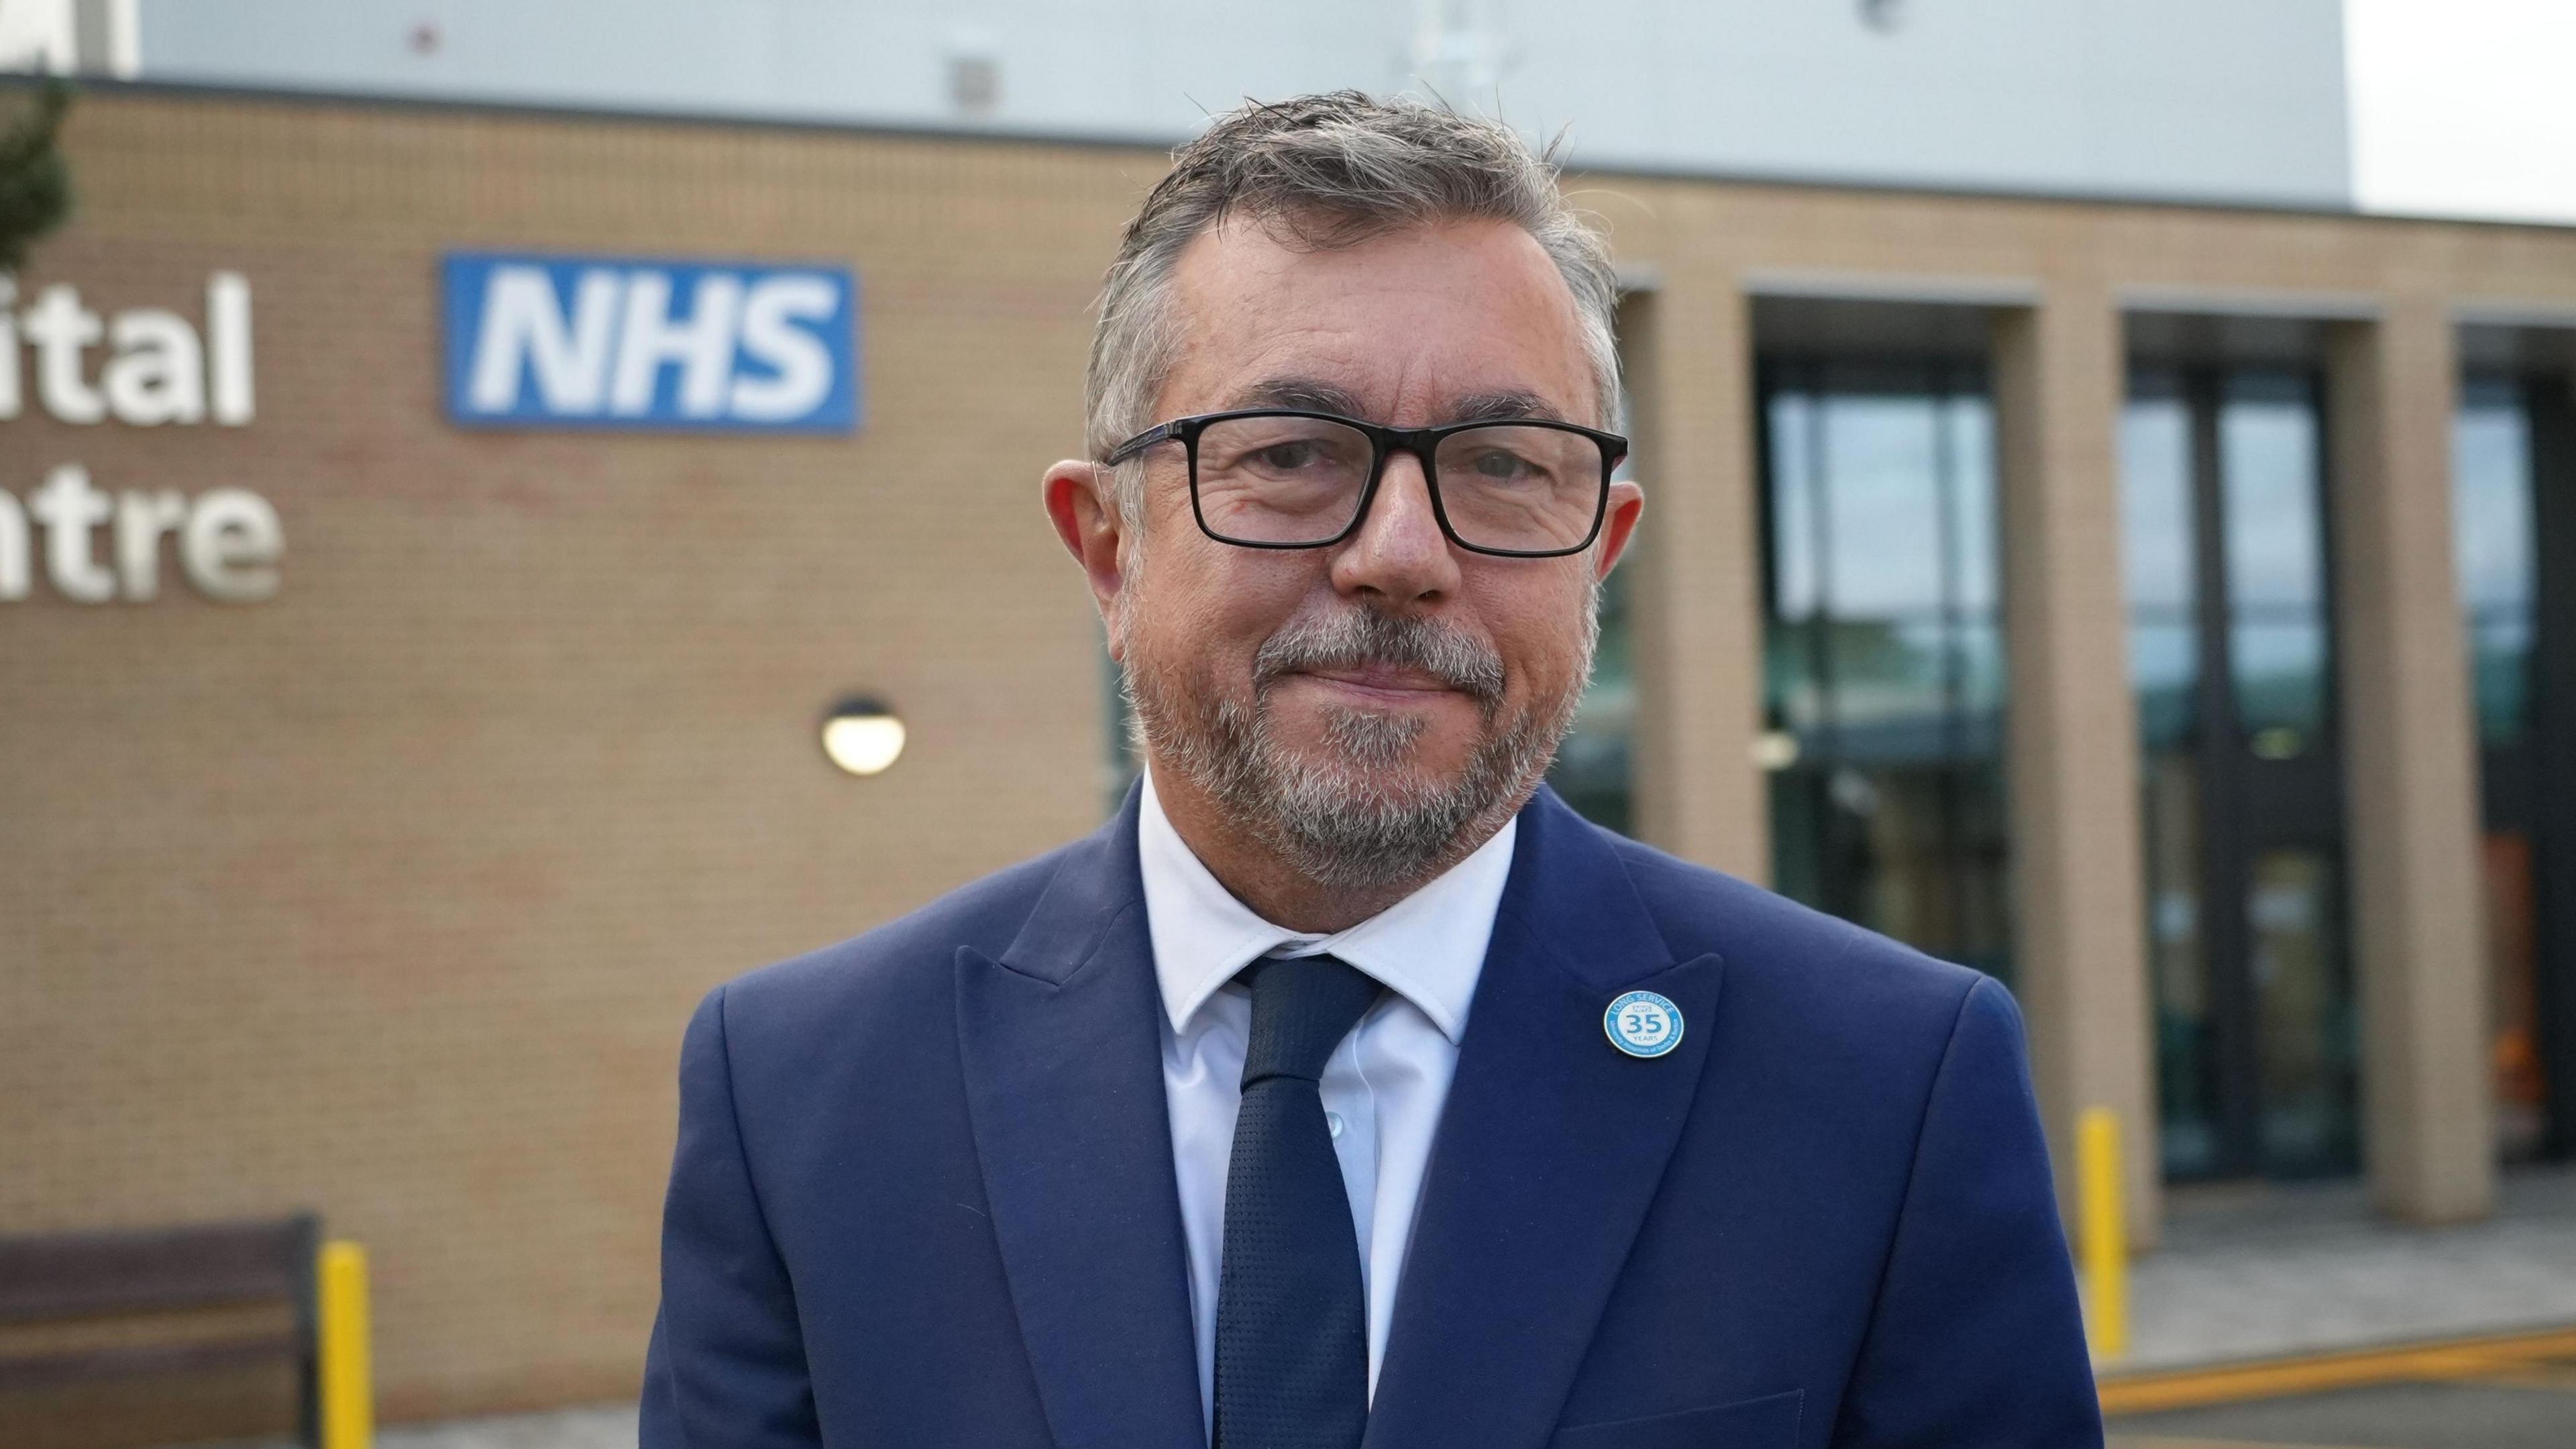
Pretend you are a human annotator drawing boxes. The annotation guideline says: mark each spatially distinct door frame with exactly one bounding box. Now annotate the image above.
[2155,364,2357,1181]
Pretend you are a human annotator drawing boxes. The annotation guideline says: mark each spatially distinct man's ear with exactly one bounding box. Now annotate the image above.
[1594,478,1645,582]
[1043,460,1130,648]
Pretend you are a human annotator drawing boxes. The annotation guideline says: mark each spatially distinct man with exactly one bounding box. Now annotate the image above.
[645,93,2101,1449]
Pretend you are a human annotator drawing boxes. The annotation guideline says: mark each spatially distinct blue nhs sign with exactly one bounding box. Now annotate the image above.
[441,252,859,433]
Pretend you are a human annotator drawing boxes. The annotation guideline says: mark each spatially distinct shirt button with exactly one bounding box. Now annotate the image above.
[1326,1112,1345,1140]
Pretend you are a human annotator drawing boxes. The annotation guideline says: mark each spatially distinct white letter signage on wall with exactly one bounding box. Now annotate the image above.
[0,270,281,606]
[440,252,861,433]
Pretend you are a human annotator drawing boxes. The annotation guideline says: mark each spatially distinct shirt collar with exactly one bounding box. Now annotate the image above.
[1137,767,1515,1046]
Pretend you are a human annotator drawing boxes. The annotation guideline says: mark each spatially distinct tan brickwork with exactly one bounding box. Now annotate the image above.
[7,88,2576,1437]
[1,92,1157,1432]
[1612,269,1769,881]
[2329,307,2498,1224]
[1993,290,2160,1248]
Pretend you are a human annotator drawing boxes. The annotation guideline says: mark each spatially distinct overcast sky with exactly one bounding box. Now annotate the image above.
[2347,0,2576,223]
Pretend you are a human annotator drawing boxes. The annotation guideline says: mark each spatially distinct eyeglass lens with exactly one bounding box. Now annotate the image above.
[1191,415,1603,553]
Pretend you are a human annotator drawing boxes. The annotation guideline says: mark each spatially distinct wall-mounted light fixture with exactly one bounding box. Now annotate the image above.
[1751,729,1802,772]
[820,696,906,776]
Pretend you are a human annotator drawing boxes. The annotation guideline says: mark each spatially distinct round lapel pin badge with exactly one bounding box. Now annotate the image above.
[1604,989,1683,1059]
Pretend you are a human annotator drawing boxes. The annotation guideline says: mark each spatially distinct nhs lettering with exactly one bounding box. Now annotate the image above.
[442,253,859,433]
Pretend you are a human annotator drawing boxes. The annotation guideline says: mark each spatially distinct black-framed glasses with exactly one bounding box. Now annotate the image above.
[1105,408,1627,558]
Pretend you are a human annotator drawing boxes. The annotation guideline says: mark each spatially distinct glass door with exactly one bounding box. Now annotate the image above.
[2458,372,2576,1161]
[1759,359,2012,982]
[2123,367,2359,1181]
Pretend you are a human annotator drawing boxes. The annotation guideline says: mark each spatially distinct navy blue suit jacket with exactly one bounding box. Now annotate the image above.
[643,786,2102,1448]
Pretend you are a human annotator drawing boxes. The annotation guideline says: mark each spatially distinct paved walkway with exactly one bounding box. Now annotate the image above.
[365,1407,637,1449]
[2110,1376,2576,1449]
[2104,1324,2576,1447]
[172,1168,2576,1448]
[2113,1163,2576,1373]
[172,1405,639,1449]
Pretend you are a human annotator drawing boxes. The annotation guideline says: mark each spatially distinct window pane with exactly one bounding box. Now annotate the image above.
[1760,364,2008,984]
[1547,564,1633,834]
[2141,750,2218,1179]
[2483,830,2549,1161]
[2232,620,2330,742]
[2455,379,2537,744]
[1767,390,1818,620]
[1945,393,2000,614]
[2250,849,2360,1176]
[1953,620,2006,755]
[1822,394,1945,620]
[2220,375,2326,613]
[2457,379,2536,613]
[1827,616,1951,753]
[2472,621,2536,747]
[2121,389,2196,615]
[1766,617,1828,739]
[2130,623,2198,750]
[2220,374,2328,743]
[1768,767,1827,910]
[1852,761,2012,980]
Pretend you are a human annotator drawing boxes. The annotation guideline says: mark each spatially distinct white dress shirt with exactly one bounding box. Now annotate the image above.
[1143,768,1514,1423]
[1137,768,1517,1431]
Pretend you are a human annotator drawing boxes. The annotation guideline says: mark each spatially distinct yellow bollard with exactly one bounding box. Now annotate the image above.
[318,1241,374,1449]
[2076,1108,2129,1362]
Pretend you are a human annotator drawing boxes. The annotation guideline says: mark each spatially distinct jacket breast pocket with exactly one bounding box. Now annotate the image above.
[1548,1389,1804,1449]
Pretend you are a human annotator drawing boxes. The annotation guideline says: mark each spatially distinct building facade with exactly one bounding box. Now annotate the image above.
[121,0,2353,209]
[3,83,2572,1440]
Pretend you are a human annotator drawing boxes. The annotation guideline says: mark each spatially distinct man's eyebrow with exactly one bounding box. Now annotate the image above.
[1232,378,1367,416]
[1225,381,1570,426]
[1445,390,1566,425]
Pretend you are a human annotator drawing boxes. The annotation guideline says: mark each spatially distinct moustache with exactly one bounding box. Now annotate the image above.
[1251,606,1507,706]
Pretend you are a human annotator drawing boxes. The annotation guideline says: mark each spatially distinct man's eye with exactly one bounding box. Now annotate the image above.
[1247,437,1359,474]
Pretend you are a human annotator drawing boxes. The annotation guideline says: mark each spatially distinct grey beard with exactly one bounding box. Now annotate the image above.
[1122,595,1597,894]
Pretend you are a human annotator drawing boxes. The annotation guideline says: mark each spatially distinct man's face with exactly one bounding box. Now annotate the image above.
[1069,215,1641,885]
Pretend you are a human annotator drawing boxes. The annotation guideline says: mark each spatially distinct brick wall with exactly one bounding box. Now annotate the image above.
[0,91,1159,1434]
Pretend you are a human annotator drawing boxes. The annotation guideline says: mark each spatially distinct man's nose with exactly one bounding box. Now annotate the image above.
[1330,450,1462,605]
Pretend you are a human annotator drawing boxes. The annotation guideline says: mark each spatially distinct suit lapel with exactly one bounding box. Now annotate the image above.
[1363,790,1725,1449]
[955,792,1206,1449]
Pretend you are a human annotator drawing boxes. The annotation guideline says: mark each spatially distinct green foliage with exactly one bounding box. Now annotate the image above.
[0,78,73,273]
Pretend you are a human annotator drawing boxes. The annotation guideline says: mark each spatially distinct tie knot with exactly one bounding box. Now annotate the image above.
[1238,955,1383,1087]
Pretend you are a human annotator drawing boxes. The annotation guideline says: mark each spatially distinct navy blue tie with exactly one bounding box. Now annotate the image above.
[1214,954,1384,1449]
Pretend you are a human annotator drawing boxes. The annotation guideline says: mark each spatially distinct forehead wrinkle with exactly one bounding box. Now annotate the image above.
[1165,220,1600,430]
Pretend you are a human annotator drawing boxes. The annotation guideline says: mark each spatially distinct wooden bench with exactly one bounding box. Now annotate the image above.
[0,1215,322,1448]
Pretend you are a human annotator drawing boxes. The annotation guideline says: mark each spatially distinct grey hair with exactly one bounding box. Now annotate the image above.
[1085,91,1623,525]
